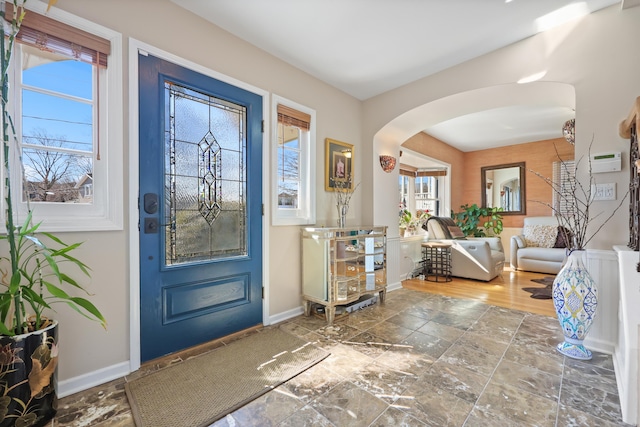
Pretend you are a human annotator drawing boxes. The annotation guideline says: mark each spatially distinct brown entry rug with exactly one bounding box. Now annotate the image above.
[522,276,556,299]
[125,328,329,427]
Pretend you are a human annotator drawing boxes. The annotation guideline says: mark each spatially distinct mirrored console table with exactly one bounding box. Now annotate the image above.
[301,226,387,324]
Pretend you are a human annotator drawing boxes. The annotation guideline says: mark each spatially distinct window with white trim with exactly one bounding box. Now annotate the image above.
[414,175,440,215]
[271,95,315,225]
[2,2,122,232]
[553,159,576,216]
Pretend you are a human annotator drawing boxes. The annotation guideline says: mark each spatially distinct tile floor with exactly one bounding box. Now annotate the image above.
[55,289,630,426]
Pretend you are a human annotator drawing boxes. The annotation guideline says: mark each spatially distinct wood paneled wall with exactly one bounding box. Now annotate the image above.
[401,133,574,228]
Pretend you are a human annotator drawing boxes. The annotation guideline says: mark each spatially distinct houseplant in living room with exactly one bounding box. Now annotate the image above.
[530,142,627,360]
[0,2,106,426]
[451,203,504,237]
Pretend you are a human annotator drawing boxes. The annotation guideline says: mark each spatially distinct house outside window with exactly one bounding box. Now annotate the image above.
[415,175,440,215]
[271,95,316,225]
[2,3,122,232]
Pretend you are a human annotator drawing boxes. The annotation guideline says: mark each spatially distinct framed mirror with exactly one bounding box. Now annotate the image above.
[481,162,526,215]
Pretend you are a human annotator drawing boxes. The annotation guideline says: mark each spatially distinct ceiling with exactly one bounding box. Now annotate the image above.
[171,0,627,153]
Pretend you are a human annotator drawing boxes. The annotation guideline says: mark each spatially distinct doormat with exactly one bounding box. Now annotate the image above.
[522,276,555,299]
[125,328,329,427]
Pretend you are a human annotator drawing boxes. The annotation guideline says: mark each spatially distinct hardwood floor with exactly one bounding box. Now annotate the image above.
[402,267,556,317]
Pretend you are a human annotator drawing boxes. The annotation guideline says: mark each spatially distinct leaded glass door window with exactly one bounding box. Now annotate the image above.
[165,82,247,265]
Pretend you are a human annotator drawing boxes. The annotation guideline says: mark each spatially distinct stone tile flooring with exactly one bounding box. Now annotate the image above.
[55,289,630,426]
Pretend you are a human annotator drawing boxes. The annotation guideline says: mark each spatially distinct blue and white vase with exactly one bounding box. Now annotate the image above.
[552,250,598,360]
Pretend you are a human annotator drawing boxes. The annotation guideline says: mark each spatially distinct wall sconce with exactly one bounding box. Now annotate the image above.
[341,149,352,159]
[379,155,397,173]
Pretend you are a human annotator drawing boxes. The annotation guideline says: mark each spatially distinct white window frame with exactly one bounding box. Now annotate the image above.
[2,1,123,232]
[553,159,576,216]
[271,95,315,225]
[414,175,442,216]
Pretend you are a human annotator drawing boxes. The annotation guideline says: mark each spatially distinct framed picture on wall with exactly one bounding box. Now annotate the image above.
[325,138,354,191]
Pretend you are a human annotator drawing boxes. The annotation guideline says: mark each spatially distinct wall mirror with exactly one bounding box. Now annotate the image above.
[481,162,526,215]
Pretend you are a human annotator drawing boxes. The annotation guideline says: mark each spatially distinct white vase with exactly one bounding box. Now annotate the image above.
[552,250,598,360]
[337,203,348,228]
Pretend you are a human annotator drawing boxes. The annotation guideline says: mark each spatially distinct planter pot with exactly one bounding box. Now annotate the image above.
[552,251,598,360]
[0,321,58,427]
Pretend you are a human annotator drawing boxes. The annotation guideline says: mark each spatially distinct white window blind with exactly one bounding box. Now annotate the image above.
[553,159,576,216]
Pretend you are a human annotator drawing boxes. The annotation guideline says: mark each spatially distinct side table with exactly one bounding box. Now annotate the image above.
[421,241,452,282]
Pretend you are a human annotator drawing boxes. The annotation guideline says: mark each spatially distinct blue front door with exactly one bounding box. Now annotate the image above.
[138,54,263,362]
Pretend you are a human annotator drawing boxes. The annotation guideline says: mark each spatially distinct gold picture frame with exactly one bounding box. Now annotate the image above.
[325,138,354,191]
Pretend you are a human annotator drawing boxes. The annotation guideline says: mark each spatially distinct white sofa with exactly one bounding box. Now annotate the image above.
[510,216,567,274]
[426,217,505,281]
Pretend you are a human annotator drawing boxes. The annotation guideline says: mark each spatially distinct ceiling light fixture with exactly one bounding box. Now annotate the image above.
[562,118,575,145]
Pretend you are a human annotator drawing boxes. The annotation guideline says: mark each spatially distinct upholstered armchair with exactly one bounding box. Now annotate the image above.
[425,217,505,281]
[510,216,567,274]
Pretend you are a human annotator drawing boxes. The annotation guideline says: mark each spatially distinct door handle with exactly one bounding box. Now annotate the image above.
[144,218,159,234]
[144,193,159,214]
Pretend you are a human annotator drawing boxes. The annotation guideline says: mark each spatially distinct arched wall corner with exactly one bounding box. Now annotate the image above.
[371,81,576,237]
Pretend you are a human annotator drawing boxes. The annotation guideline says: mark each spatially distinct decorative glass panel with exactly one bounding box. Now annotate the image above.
[164,82,247,265]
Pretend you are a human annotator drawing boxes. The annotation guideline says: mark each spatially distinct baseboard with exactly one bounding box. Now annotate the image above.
[386,281,403,292]
[59,361,131,398]
[583,336,615,356]
[267,306,305,325]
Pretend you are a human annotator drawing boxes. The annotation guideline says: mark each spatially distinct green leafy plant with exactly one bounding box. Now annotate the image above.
[451,204,504,237]
[0,0,106,336]
[399,209,412,228]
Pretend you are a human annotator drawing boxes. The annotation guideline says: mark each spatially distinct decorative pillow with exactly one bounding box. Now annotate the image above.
[553,226,573,248]
[522,224,558,248]
[447,225,466,240]
[514,235,526,248]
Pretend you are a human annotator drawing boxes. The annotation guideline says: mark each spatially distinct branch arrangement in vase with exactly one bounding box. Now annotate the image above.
[528,140,628,250]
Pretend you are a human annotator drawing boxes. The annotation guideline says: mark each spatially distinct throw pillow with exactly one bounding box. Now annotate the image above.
[522,224,558,248]
[514,235,526,248]
[447,225,466,240]
[553,226,573,248]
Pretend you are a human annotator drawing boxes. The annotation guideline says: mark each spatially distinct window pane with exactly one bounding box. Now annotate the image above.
[22,45,93,99]
[278,181,299,209]
[278,147,299,179]
[22,148,92,203]
[22,90,93,153]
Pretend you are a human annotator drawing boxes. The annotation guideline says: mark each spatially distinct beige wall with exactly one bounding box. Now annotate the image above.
[364,5,640,249]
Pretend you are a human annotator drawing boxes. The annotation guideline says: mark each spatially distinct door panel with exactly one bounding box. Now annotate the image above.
[139,54,262,362]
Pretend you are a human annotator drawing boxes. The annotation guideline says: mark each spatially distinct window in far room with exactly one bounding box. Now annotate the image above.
[415,175,441,215]
[398,149,449,218]
[271,96,316,225]
[553,159,576,216]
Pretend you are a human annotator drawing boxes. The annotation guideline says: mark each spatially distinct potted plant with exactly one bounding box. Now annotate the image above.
[0,2,106,426]
[399,209,412,236]
[451,204,503,237]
